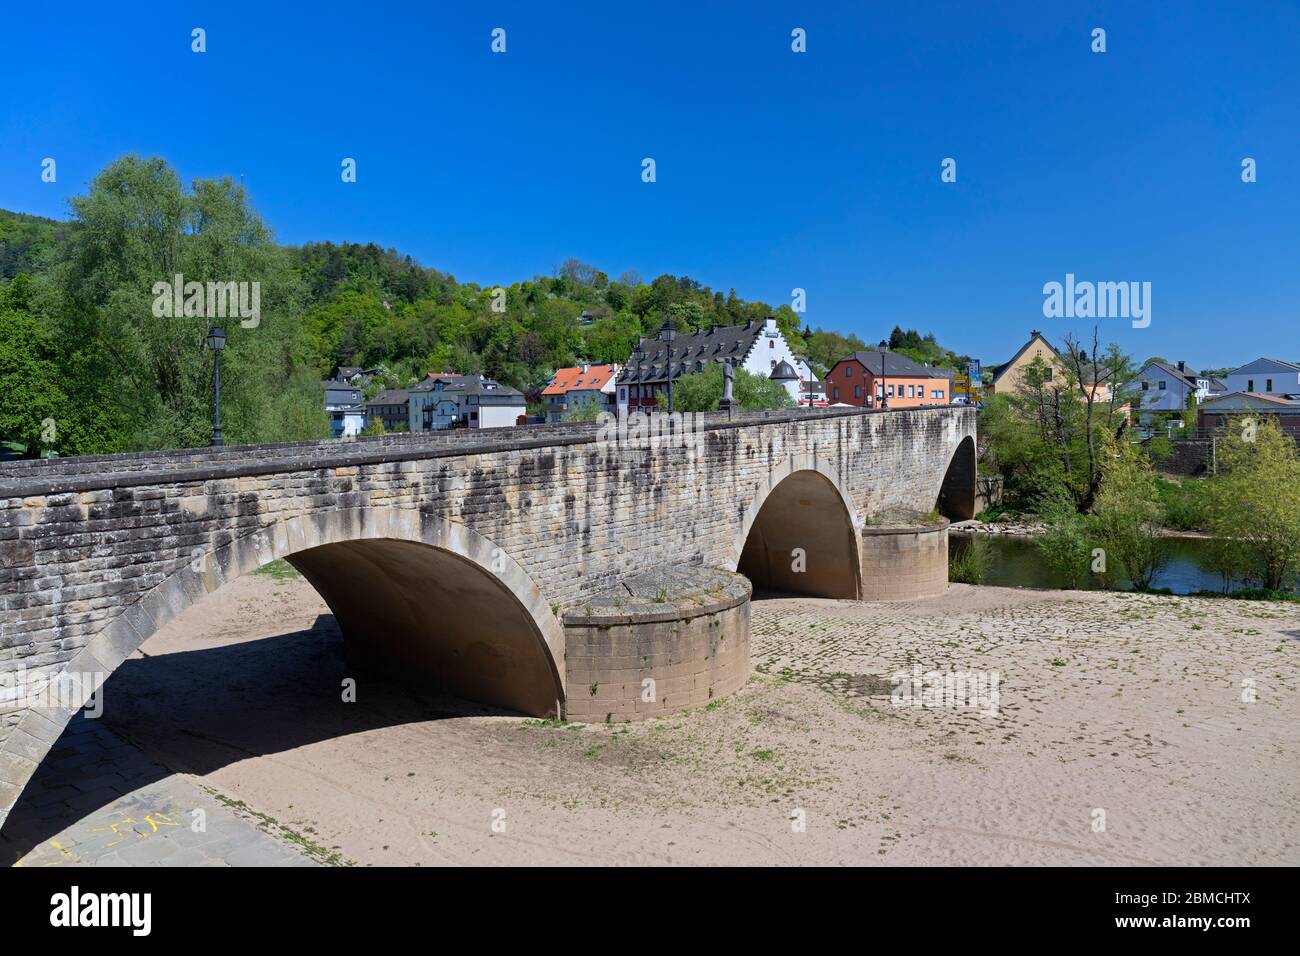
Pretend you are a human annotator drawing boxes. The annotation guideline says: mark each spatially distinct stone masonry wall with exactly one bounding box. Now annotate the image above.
[0,406,975,754]
[858,524,950,601]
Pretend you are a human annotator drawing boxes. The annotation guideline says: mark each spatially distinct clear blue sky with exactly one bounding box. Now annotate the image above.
[2,0,1296,369]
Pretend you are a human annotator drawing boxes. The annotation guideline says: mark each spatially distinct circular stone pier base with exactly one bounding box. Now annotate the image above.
[858,518,950,601]
[562,567,751,722]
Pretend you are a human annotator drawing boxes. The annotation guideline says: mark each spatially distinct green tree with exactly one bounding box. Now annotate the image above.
[1205,418,1300,591]
[0,275,65,454]
[53,155,327,450]
[1035,485,1095,589]
[1091,436,1168,591]
[672,363,796,412]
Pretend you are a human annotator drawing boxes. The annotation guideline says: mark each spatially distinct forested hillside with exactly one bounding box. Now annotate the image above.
[0,155,964,457]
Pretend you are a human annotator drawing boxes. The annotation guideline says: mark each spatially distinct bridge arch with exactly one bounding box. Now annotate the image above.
[935,434,977,521]
[729,456,863,599]
[0,507,564,825]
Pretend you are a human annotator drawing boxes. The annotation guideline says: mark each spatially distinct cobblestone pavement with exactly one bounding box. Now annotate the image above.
[0,715,316,867]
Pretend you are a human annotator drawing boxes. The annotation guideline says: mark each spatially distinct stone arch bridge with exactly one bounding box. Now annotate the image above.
[0,405,975,827]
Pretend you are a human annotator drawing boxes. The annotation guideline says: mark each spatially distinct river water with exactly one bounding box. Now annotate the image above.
[949,532,1249,594]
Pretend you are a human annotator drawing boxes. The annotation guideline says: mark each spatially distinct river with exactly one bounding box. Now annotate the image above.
[950,532,1247,595]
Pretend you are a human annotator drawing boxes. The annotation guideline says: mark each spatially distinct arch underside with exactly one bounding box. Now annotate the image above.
[936,435,977,521]
[738,470,861,599]
[289,539,562,717]
[0,510,566,829]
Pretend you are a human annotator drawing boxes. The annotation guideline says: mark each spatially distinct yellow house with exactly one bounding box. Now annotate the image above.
[985,330,1113,403]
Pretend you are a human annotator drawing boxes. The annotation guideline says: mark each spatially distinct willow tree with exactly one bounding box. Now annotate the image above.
[53,155,327,451]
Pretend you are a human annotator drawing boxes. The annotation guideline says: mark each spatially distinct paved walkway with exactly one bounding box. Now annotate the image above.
[1,715,315,867]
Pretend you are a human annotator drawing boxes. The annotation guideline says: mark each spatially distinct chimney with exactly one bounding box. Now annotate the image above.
[1177,361,1185,372]
[581,363,589,373]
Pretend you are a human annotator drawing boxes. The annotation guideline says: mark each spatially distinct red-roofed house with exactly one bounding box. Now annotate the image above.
[543,363,620,422]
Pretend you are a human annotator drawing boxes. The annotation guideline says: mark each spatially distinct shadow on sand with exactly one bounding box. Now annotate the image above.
[0,613,521,857]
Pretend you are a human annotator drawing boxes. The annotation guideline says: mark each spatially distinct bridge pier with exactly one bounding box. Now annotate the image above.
[561,567,751,722]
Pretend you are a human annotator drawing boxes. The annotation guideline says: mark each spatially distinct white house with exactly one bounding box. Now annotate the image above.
[542,364,620,422]
[1225,358,1300,398]
[408,373,527,431]
[616,317,820,412]
[323,379,366,438]
[1135,360,1214,413]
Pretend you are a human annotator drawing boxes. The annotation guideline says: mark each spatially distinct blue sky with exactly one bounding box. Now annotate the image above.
[2,0,1297,369]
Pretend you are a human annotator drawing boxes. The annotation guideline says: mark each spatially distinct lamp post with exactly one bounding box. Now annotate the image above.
[658,318,677,413]
[206,327,226,446]
[878,339,889,410]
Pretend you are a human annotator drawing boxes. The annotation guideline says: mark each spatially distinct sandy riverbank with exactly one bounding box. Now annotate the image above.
[90,571,1300,865]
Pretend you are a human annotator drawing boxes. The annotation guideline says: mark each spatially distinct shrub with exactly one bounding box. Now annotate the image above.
[949,534,991,584]
[1035,486,1094,589]
[1154,477,1211,532]
[1092,436,1168,591]
[1204,418,1300,591]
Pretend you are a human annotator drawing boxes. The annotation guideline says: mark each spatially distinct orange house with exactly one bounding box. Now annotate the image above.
[825,351,951,408]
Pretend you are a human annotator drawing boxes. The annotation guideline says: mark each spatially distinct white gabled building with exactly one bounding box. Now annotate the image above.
[616,317,819,411]
[1135,360,1219,413]
[1225,358,1300,399]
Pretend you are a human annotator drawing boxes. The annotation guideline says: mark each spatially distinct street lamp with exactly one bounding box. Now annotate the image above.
[206,326,226,446]
[658,318,677,413]
[878,339,889,410]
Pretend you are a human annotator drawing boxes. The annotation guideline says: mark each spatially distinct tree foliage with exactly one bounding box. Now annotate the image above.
[1206,418,1300,591]
[671,363,796,412]
[0,155,914,455]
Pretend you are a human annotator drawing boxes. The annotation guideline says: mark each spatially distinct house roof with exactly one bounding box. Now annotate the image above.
[987,331,1059,385]
[1230,357,1300,375]
[367,389,410,407]
[770,359,798,381]
[1201,391,1300,411]
[835,351,943,378]
[543,364,618,396]
[1141,360,1203,386]
[618,320,771,385]
[988,331,1115,386]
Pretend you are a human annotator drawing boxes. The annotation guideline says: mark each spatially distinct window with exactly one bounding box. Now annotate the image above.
[845,365,853,377]
[907,385,915,398]
[1248,379,1254,391]
[1267,378,1273,392]
[769,340,775,349]
[1141,381,1149,390]
[1158,381,1166,390]
[854,385,861,398]
[832,386,840,400]
[888,385,894,397]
